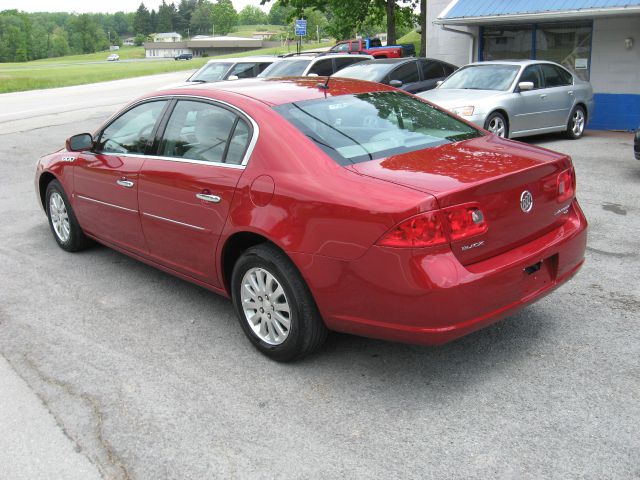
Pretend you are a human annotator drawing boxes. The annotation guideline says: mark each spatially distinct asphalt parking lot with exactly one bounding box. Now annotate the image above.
[0,77,639,479]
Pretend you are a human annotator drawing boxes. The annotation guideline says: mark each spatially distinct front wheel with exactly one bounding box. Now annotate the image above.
[45,180,91,252]
[484,112,508,138]
[565,106,586,139]
[231,244,327,361]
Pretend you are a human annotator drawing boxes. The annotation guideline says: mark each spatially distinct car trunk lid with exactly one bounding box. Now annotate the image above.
[348,135,573,265]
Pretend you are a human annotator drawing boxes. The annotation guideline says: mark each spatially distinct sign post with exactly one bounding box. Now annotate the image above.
[295,19,307,55]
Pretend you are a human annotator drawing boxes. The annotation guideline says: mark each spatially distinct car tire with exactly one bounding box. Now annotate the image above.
[231,244,327,362]
[565,105,586,140]
[45,180,92,252]
[484,112,508,138]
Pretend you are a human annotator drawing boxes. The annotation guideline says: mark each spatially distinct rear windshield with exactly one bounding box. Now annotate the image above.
[273,91,482,165]
[189,62,233,82]
[440,64,520,91]
[259,59,311,78]
[333,62,389,82]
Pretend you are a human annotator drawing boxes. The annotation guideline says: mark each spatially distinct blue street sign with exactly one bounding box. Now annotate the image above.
[295,19,307,36]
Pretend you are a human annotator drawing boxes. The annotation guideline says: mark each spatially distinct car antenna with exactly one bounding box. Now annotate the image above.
[316,74,331,90]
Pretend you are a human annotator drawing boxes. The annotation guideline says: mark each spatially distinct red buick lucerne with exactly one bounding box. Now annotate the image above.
[35,77,587,361]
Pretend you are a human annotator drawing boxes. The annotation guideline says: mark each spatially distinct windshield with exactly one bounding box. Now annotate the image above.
[273,91,482,165]
[333,63,389,82]
[259,60,311,78]
[189,62,233,82]
[440,64,520,91]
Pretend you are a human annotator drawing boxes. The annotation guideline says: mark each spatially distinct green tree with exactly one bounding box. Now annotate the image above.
[157,1,176,32]
[268,1,295,26]
[134,3,152,35]
[212,0,238,36]
[238,5,268,25]
[190,1,214,35]
[113,12,130,35]
[50,26,70,56]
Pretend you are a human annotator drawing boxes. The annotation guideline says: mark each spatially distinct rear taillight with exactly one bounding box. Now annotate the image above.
[377,204,488,248]
[557,168,575,202]
[376,212,447,248]
[443,204,488,241]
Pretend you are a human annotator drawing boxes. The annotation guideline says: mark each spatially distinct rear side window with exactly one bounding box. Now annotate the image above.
[420,60,445,79]
[389,62,420,84]
[97,100,167,154]
[541,64,572,87]
[228,63,256,79]
[159,100,243,164]
[308,59,334,76]
[256,62,272,74]
[334,57,368,72]
[259,59,310,77]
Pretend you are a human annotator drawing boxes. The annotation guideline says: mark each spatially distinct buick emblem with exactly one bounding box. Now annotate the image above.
[520,190,533,213]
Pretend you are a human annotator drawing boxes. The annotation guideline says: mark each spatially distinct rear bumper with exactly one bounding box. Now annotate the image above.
[292,199,587,345]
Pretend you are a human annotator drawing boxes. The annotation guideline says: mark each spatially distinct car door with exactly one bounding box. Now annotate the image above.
[138,99,253,286]
[511,64,547,134]
[387,61,421,92]
[539,63,575,127]
[73,99,169,254]
[417,60,446,92]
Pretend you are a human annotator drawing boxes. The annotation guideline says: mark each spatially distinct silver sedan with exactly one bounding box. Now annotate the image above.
[418,60,594,139]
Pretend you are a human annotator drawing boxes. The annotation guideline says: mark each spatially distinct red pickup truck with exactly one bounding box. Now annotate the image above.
[328,38,416,58]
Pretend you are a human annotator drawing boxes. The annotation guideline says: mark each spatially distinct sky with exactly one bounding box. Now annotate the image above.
[0,0,270,13]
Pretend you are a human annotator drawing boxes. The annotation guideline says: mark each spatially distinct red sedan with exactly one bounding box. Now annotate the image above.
[35,77,587,361]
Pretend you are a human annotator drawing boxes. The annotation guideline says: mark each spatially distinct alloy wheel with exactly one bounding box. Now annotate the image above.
[572,109,585,136]
[240,267,291,345]
[488,116,506,137]
[49,192,71,243]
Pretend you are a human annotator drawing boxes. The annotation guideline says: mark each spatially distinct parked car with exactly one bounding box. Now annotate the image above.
[175,53,193,60]
[635,128,640,160]
[107,54,119,61]
[187,56,278,83]
[329,38,416,58]
[258,53,372,78]
[333,57,457,94]
[419,60,594,139]
[36,77,587,361]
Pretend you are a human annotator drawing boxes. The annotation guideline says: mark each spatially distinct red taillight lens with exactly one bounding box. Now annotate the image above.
[444,205,488,241]
[557,169,575,202]
[377,212,448,248]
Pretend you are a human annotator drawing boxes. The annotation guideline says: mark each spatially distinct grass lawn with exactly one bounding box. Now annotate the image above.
[398,30,421,57]
[0,41,332,94]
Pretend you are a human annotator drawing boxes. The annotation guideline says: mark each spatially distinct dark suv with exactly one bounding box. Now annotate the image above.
[175,53,193,61]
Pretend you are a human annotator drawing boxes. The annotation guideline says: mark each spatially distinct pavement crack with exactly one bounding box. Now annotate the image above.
[23,356,131,480]
[586,246,637,259]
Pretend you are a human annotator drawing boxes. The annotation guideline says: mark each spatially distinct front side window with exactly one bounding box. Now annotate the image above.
[331,43,349,53]
[273,91,482,165]
[520,65,543,89]
[228,63,257,79]
[97,101,167,154]
[440,65,520,91]
[159,100,244,164]
[389,62,420,84]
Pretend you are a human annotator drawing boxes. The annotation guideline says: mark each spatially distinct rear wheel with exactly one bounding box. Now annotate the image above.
[45,180,91,252]
[565,105,586,139]
[231,244,327,361]
[484,112,508,138]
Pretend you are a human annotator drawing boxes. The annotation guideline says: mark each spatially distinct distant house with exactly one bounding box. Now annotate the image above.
[144,35,263,58]
[153,32,182,43]
[251,31,279,40]
[123,38,135,46]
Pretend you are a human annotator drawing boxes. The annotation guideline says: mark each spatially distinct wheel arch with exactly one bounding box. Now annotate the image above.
[38,171,58,211]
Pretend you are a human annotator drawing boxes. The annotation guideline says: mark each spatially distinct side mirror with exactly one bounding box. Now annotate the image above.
[389,79,403,88]
[227,75,239,81]
[66,133,93,152]
[518,81,534,91]
[436,80,444,87]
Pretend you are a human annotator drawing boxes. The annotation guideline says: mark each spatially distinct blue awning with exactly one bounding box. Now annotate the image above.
[438,0,640,24]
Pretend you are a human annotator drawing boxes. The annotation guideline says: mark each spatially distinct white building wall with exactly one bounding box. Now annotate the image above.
[426,0,478,66]
[590,15,640,95]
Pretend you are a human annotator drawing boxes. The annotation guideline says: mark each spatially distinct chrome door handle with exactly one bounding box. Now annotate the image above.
[116,179,134,188]
[196,193,221,203]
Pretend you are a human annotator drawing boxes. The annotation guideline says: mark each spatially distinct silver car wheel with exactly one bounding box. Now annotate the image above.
[571,109,585,136]
[49,192,71,243]
[240,267,291,345]
[487,116,506,137]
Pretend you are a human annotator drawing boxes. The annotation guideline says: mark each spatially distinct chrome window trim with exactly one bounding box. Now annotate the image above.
[142,212,207,231]
[75,195,138,213]
[95,94,260,169]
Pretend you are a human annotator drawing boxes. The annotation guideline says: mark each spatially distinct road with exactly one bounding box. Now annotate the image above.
[0,76,639,479]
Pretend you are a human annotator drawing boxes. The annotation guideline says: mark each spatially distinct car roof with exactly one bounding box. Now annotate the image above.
[153,77,395,107]
[276,54,372,62]
[205,56,278,64]
[465,59,565,67]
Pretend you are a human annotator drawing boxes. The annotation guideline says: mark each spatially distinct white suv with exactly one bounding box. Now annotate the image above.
[258,53,373,78]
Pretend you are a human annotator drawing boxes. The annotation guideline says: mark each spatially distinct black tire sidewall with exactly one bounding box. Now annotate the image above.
[231,245,319,361]
[45,180,87,252]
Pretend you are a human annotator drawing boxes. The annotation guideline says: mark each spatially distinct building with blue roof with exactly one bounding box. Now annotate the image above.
[426,0,640,130]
